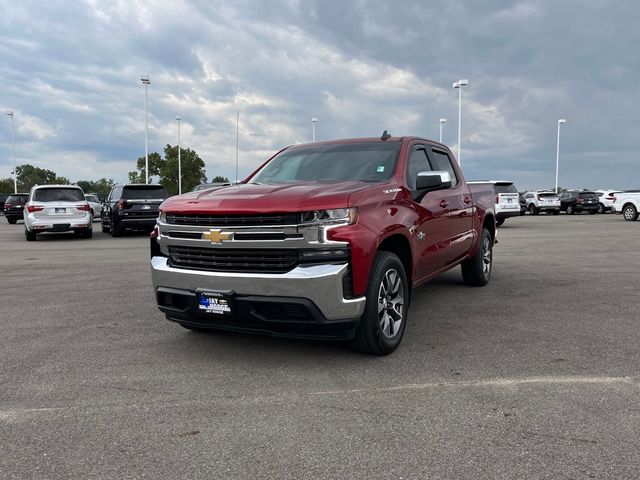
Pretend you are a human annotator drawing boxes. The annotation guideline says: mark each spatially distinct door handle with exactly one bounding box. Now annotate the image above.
[463,196,471,204]
[439,200,449,208]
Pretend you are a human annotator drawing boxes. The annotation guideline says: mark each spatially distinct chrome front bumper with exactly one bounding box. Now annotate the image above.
[150,256,366,321]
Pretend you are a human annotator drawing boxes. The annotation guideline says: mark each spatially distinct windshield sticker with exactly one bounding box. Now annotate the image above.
[376,166,385,173]
[383,188,402,194]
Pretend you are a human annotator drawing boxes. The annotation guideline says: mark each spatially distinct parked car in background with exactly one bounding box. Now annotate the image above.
[612,191,640,221]
[0,193,7,212]
[84,194,103,219]
[101,184,168,236]
[468,180,520,226]
[192,182,231,192]
[559,190,599,215]
[595,190,620,214]
[4,193,29,224]
[518,193,527,216]
[523,190,561,215]
[23,185,92,241]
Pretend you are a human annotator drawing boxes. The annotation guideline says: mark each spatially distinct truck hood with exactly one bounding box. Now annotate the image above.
[161,181,376,214]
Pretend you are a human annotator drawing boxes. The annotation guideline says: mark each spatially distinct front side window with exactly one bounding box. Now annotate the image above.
[250,142,401,184]
[429,149,458,187]
[33,188,84,202]
[406,146,432,190]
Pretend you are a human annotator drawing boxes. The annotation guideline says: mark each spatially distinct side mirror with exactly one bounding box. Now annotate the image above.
[416,171,452,192]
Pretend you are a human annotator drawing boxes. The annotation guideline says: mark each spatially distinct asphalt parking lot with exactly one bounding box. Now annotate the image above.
[1,214,639,479]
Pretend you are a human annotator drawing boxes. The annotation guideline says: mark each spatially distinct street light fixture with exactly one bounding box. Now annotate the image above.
[555,118,567,194]
[452,79,469,165]
[5,111,16,193]
[141,74,151,184]
[176,115,182,195]
[439,118,447,143]
[311,117,318,142]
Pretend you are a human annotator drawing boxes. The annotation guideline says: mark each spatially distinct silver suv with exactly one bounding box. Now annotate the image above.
[24,185,93,241]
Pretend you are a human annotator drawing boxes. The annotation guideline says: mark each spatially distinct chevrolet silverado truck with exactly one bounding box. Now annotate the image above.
[150,135,496,354]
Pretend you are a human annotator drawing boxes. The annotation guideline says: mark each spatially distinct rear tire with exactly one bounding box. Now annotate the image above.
[496,218,505,227]
[597,203,605,214]
[461,228,493,287]
[528,204,538,215]
[111,222,122,237]
[82,228,93,238]
[351,251,408,355]
[622,204,639,221]
[25,229,36,241]
[7,217,17,224]
[589,210,597,215]
[552,210,560,215]
[567,205,575,215]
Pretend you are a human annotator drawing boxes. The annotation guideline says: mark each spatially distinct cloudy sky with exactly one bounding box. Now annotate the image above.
[1,0,639,190]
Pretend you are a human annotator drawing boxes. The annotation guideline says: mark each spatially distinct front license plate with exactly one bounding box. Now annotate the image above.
[197,290,234,315]
[55,208,66,213]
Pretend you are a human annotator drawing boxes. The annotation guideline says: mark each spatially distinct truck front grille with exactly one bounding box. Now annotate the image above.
[165,213,299,227]
[168,246,299,273]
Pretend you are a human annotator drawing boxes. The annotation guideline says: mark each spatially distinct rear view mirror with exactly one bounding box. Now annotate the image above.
[416,171,452,192]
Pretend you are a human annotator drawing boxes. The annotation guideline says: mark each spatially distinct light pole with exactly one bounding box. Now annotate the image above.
[5,111,16,193]
[439,118,447,143]
[235,110,239,184]
[141,75,151,184]
[452,79,469,165]
[176,115,182,195]
[311,117,318,142]
[555,118,567,194]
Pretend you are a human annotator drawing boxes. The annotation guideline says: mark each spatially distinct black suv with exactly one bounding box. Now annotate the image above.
[101,184,168,236]
[559,190,599,215]
[3,193,29,224]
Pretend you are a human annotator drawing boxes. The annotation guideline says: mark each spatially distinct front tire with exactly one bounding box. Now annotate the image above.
[622,204,639,221]
[496,218,505,227]
[528,204,538,215]
[461,228,493,286]
[351,251,408,355]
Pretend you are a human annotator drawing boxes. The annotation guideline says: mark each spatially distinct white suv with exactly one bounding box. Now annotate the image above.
[24,185,93,241]
[595,190,620,214]
[523,190,560,215]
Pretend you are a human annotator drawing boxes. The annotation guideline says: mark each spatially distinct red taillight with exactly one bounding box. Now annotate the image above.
[576,198,583,204]
[117,199,126,210]
[494,194,499,203]
[27,205,44,213]
[4,203,12,208]
[76,204,91,211]
[536,195,541,201]
[609,196,616,202]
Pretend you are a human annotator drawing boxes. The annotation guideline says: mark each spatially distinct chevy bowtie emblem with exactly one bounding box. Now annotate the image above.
[202,229,233,244]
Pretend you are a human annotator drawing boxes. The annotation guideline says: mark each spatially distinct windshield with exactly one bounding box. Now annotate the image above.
[250,142,401,184]
[33,188,84,202]
[122,186,168,200]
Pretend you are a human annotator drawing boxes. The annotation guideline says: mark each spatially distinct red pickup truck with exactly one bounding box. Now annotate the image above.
[151,135,496,354]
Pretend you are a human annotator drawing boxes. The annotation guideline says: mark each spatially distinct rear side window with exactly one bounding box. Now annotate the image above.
[6,194,28,205]
[494,184,517,194]
[429,149,458,187]
[122,186,168,200]
[85,195,99,202]
[33,188,84,202]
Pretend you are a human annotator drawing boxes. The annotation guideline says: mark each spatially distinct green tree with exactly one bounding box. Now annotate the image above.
[210,175,229,183]
[77,178,115,194]
[0,178,14,194]
[16,164,61,191]
[128,152,163,184]
[160,144,207,195]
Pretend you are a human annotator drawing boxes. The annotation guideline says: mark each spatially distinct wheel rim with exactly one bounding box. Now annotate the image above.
[482,236,492,278]
[624,207,635,220]
[378,269,404,339]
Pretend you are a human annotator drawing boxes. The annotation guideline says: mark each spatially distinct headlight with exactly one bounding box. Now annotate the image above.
[300,208,357,226]
[158,211,166,222]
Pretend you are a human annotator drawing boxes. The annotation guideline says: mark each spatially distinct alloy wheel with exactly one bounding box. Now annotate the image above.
[378,269,404,339]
